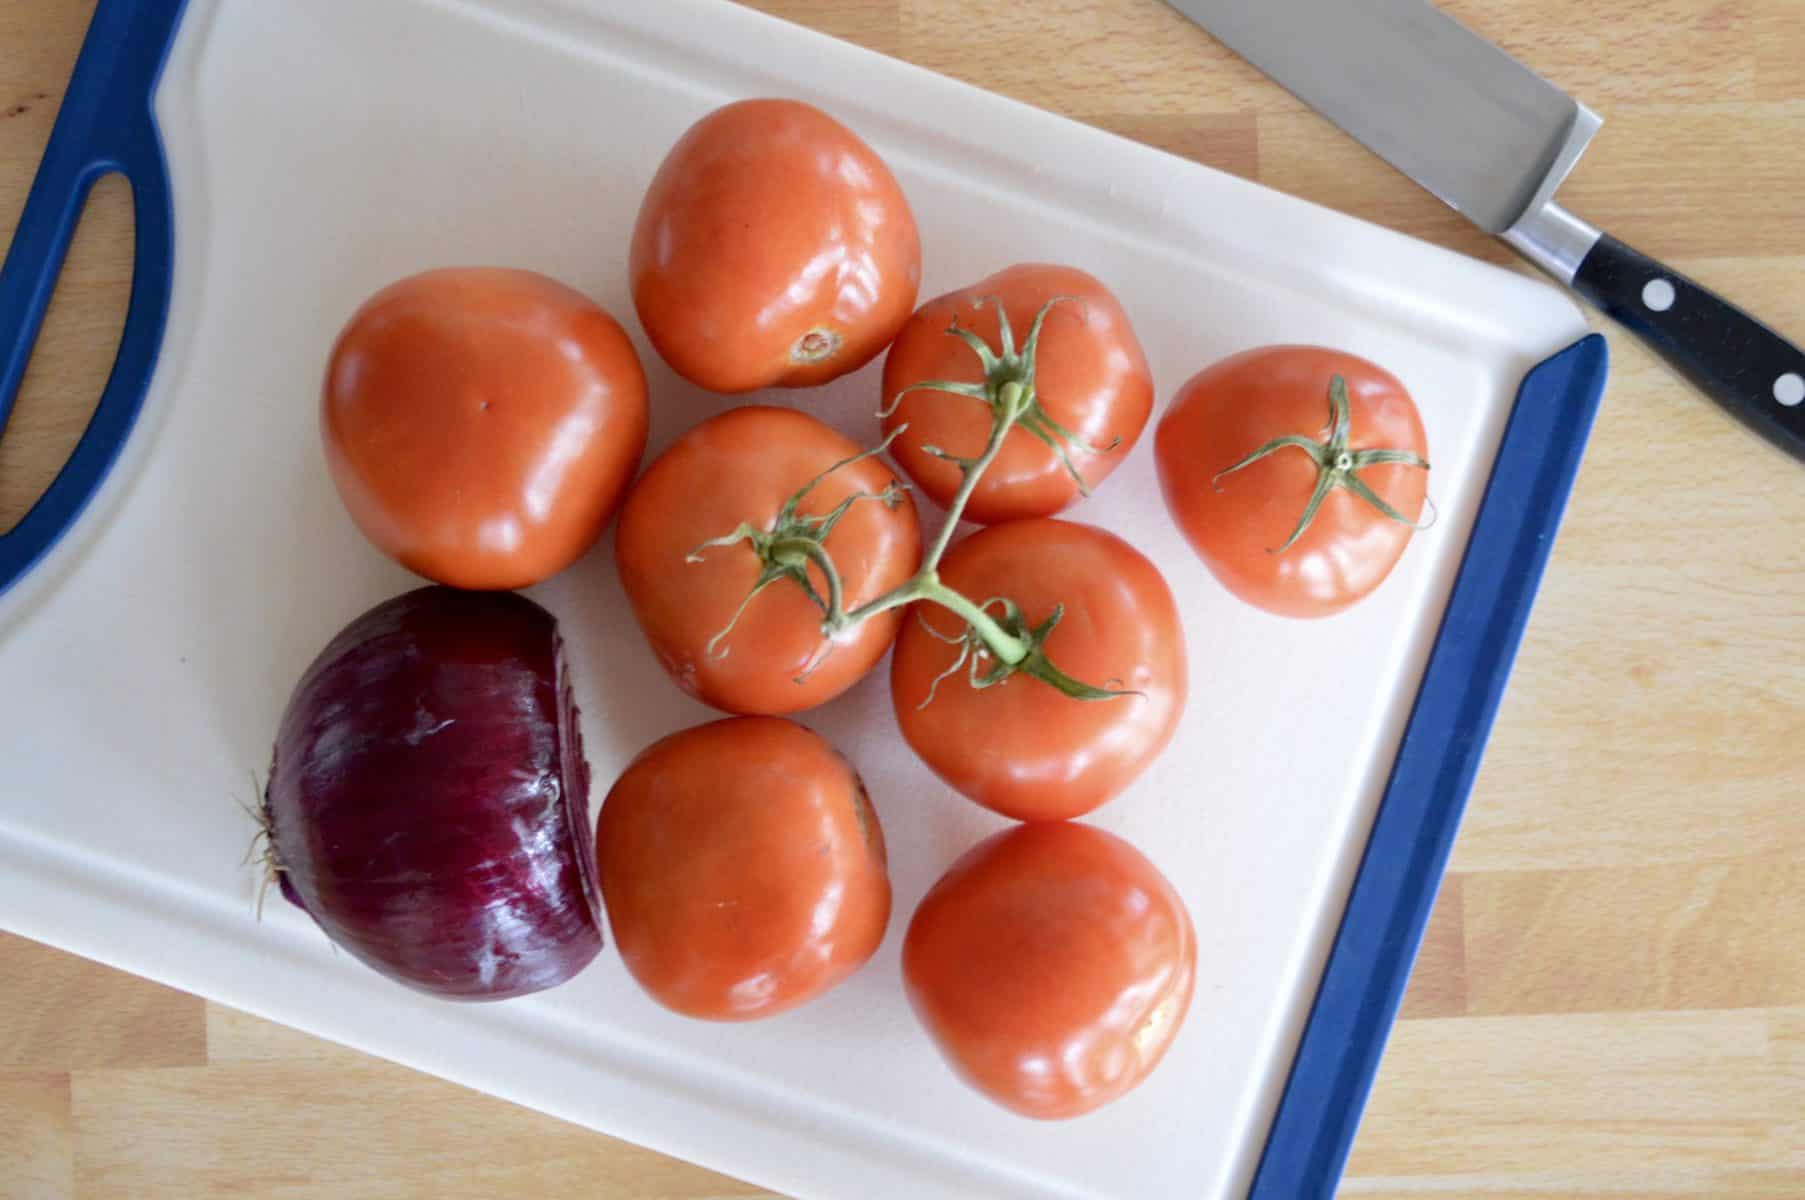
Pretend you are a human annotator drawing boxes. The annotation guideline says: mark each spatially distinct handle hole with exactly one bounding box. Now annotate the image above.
[0,172,135,535]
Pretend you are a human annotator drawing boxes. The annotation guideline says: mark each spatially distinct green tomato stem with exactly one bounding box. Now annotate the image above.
[916,580,1029,665]
[844,376,1033,667]
[842,572,1030,665]
[918,379,1028,573]
[771,535,844,619]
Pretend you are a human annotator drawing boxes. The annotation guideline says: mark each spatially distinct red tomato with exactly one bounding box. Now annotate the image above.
[597,717,890,1021]
[1155,346,1430,618]
[881,264,1153,524]
[890,519,1185,821]
[615,406,922,715]
[323,268,647,591]
[631,99,921,394]
[904,822,1196,1119]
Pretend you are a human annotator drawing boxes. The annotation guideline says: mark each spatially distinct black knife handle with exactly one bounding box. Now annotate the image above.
[1572,234,1805,462]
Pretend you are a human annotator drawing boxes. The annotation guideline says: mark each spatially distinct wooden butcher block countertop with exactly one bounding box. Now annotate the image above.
[2,1,1802,1196]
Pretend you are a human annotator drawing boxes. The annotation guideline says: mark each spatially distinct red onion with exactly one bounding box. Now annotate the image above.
[263,586,601,1000]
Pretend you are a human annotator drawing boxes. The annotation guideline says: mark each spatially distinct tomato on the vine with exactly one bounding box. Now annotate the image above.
[881,264,1153,524]
[597,717,890,1021]
[904,822,1195,1119]
[1155,346,1430,618]
[615,406,921,715]
[631,99,921,394]
[889,519,1185,821]
[323,268,647,591]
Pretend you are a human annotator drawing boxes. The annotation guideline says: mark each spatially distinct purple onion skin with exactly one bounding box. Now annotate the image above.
[265,586,601,1001]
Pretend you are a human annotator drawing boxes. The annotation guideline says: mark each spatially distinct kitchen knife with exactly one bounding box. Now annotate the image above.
[1165,0,1805,463]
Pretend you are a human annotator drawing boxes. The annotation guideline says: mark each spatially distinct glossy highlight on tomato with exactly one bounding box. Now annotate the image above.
[631,99,921,393]
[595,717,891,1021]
[890,519,1186,821]
[904,822,1196,1119]
[1156,346,1430,618]
[615,406,922,715]
[323,267,648,591]
[882,264,1153,523]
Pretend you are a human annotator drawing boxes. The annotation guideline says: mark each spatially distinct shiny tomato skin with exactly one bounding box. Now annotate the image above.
[904,822,1196,1119]
[597,717,890,1021]
[615,406,922,716]
[890,519,1185,821]
[323,268,648,591]
[881,264,1153,524]
[631,99,921,394]
[1155,346,1429,618]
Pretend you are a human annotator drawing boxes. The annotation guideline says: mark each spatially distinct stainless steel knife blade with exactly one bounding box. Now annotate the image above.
[1165,0,1805,465]
[1164,0,1596,237]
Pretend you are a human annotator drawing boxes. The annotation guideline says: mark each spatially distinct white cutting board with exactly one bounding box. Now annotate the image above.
[0,1,1591,1197]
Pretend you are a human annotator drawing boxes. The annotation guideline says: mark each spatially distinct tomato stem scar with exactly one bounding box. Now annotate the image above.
[790,327,843,365]
[1212,374,1434,555]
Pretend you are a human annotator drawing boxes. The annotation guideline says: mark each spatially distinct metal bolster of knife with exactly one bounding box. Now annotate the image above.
[1501,105,1605,285]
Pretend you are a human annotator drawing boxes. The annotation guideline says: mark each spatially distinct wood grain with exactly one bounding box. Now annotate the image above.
[0,1072,73,1200]
[1462,859,1805,1015]
[3,0,1803,1196]
[0,935,205,1072]
[1348,1009,1805,1177]
[1440,0,1759,103]
[1757,0,1805,100]
[69,1061,775,1200]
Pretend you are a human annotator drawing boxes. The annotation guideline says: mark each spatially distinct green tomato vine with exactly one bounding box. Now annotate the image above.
[688,297,1130,704]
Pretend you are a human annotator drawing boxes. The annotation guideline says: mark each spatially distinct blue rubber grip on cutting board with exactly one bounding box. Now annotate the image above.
[0,0,188,599]
[1250,333,1610,1198]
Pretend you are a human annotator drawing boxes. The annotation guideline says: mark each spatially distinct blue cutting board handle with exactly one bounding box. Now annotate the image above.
[0,0,188,598]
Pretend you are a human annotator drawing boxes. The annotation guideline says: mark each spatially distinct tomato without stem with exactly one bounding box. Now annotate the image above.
[596,717,890,1021]
[882,264,1153,524]
[890,519,1185,821]
[1155,346,1431,618]
[616,406,922,715]
[631,99,921,394]
[904,822,1196,1120]
[323,268,648,591]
